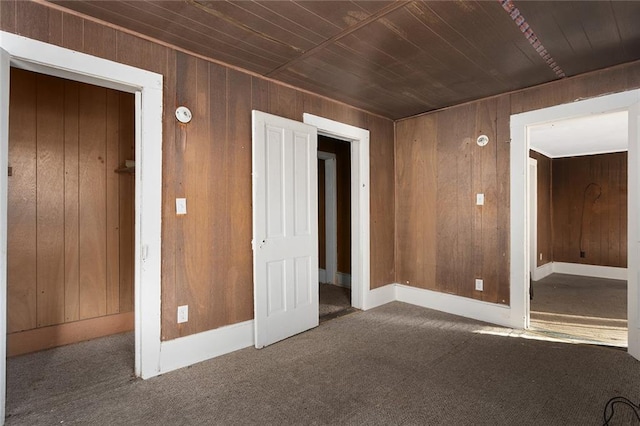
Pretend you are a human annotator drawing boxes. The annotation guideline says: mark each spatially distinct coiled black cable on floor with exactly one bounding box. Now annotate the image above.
[603,396,640,425]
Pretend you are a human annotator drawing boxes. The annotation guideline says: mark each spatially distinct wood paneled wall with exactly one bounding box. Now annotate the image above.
[395,99,510,304]
[530,150,553,267]
[318,136,351,274]
[0,0,395,341]
[7,68,134,354]
[552,153,627,268]
[396,61,640,305]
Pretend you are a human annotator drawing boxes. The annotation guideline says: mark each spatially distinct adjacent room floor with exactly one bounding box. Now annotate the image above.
[6,302,640,425]
[319,282,353,321]
[530,273,627,347]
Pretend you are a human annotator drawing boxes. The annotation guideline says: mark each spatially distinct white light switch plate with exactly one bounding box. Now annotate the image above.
[475,279,483,291]
[176,198,187,215]
[476,193,484,205]
[177,305,188,323]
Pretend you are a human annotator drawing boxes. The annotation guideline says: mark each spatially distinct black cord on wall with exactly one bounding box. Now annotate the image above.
[579,182,602,258]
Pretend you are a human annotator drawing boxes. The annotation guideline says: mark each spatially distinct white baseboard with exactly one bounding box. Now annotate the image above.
[319,268,327,283]
[363,284,396,310]
[336,272,351,288]
[553,262,627,280]
[395,284,517,328]
[532,262,553,281]
[159,320,254,375]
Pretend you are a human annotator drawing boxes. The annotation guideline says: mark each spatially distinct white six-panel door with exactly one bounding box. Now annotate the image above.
[252,111,319,348]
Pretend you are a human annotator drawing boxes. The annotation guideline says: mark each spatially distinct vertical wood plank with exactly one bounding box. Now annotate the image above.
[78,83,107,320]
[226,68,254,324]
[15,1,49,42]
[36,74,66,327]
[119,93,135,313]
[495,94,510,304]
[395,115,437,289]
[61,13,83,52]
[7,69,37,333]
[208,62,230,328]
[368,115,395,288]
[64,80,80,322]
[105,90,120,314]
[477,99,498,302]
[161,50,178,340]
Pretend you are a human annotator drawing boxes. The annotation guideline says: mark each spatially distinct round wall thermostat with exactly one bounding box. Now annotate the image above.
[175,106,192,123]
[477,135,489,146]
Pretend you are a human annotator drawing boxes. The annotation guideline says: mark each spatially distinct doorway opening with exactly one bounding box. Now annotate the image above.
[318,136,353,322]
[0,30,164,421]
[527,116,628,346]
[510,89,640,358]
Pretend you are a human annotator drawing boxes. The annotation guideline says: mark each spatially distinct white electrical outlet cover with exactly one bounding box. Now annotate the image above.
[476,193,484,205]
[475,279,483,291]
[177,305,189,323]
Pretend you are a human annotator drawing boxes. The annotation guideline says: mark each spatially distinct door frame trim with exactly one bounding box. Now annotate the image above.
[303,114,370,310]
[0,32,164,401]
[510,90,640,352]
[318,151,338,285]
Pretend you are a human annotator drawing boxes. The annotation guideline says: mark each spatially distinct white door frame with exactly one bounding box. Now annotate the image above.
[528,158,537,292]
[318,151,338,285]
[303,114,370,310]
[0,31,164,407]
[510,90,640,357]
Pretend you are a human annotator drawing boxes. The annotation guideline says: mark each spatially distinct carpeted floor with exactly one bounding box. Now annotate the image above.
[319,282,352,319]
[6,302,640,425]
[530,273,627,347]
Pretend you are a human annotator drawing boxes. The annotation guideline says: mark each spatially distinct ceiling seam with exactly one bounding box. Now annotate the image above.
[265,0,411,78]
[499,0,566,78]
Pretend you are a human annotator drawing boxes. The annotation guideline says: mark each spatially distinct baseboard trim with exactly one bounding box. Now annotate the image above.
[319,268,327,283]
[532,262,553,281]
[553,262,627,280]
[7,311,134,357]
[395,284,516,328]
[336,272,351,288]
[159,320,254,375]
[363,284,396,310]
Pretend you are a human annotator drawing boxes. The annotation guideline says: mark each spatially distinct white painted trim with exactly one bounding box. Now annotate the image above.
[303,114,370,311]
[511,90,640,346]
[319,268,327,283]
[529,158,537,288]
[532,146,628,159]
[532,262,553,281]
[395,284,517,328]
[337,272,352,288]
[0,46,9,423]
[363,284,396,310]
[159,320,254,375]
[0,32,164,390]
[552,262,627,281]
[318,151,337,285]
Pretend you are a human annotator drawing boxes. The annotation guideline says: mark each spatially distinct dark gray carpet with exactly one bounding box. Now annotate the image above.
[7,302,640,425]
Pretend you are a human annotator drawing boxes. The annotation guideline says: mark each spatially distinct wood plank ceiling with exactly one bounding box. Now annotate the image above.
[51,0,640,119]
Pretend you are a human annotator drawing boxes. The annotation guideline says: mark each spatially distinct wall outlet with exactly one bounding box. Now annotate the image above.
[580,251,586,258]
[476,193,485,205]
[475,279,483,291]
[539,253,542,261]
[177,305,189,323]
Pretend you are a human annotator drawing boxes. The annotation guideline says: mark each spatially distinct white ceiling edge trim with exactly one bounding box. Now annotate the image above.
[530,147,628,159]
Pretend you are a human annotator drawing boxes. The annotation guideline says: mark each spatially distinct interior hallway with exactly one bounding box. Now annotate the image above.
[530,273,627,347]
[319,283,353,322]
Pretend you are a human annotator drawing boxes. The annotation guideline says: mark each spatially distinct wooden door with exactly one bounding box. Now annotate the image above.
[252,110,318,348]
